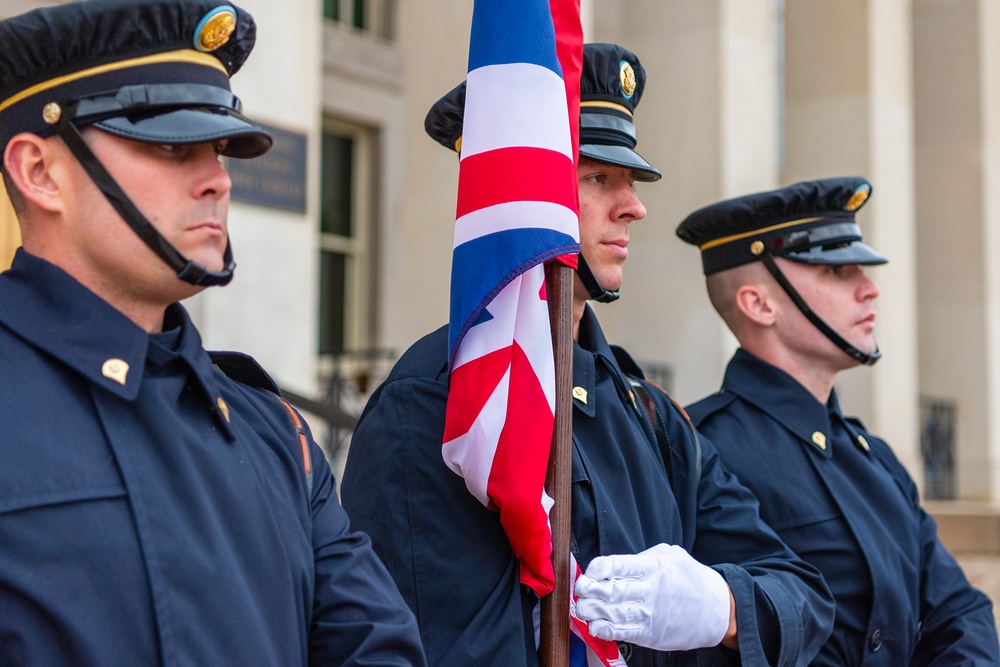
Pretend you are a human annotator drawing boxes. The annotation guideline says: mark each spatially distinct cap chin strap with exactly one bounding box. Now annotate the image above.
[576,253,619,303]
[54,119,236,287]
[760,253,880,366]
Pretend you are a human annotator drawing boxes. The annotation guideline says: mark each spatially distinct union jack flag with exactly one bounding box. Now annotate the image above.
[440,0,581,599]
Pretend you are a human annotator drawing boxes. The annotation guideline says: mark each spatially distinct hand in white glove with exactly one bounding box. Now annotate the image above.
[574,543,732,652]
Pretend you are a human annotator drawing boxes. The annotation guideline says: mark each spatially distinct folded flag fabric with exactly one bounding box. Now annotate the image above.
[441,0,580,599]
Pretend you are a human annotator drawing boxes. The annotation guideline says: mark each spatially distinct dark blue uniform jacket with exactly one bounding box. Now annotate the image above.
[0,250,426,667]
[687,349,999,666]
[342,307,834,666]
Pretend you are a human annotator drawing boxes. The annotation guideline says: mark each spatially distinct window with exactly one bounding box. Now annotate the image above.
[318,119,376,361]
[323,0,395,40]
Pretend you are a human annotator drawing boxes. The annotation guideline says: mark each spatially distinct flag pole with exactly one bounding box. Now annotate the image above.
[540,260,574,667]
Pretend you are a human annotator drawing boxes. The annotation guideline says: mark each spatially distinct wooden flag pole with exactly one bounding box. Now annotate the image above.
[540,260,575,667]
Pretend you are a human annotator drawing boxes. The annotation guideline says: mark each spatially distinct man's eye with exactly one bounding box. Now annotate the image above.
[159,144,186,156]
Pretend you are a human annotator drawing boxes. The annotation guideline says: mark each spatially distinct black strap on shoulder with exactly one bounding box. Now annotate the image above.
[609,345,703,490]
[628,377,676,488]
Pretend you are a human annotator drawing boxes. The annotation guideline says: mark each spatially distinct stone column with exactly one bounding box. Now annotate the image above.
[591,0,781,404]
[784,0,921,480]
[914,0,1000,501]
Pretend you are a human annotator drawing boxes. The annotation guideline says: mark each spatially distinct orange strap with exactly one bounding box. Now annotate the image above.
[279,398,313,495]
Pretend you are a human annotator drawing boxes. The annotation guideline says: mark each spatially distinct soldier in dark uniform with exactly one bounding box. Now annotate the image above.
[0,1,425,664]
[678,177,1000,665]
[341,43,834,666]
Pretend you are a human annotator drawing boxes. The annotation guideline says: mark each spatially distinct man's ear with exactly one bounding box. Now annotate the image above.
[734,282,777,327]
[3,133,65,214]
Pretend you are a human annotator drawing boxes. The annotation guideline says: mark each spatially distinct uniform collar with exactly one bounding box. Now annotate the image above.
[722,348,837,457]
[0,250,232,435]
[572,305,633,417]
[0,249,149,400]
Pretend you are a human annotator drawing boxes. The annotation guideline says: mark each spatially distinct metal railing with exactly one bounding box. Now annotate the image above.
[281,347,395,466]
[920,396,957,500]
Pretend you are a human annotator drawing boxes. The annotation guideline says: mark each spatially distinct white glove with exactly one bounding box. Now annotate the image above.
[574,543,731,651]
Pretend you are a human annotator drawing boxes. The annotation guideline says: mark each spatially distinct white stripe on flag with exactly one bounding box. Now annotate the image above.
[462,63,573,159]
[512,265,556,412]
[441,366,510,506]
[454,200,580,249]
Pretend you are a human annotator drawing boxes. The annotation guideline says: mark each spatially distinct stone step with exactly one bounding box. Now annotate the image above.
[926,501,1000,555]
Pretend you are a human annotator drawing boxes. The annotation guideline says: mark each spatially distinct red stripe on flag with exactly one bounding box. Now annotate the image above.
[551,0,582,164]
[550,0,582,269]
[456,146,577,220]
[442,345,513,443]
[487,340,555,593]
[571,557,627,665]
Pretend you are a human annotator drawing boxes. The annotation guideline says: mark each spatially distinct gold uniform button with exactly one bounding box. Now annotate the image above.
[42,102,62,125]
[101,358,129,385]
[572,386,588,404]
[216,397,230,423]
[811,431,827,450]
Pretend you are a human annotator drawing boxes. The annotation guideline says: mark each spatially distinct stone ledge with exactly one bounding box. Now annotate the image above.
[925,501,1000,555]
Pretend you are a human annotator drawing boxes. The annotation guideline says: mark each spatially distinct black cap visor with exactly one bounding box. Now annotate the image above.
[782,240,887,266]
[579,142,661,182]
[93,107,272,158]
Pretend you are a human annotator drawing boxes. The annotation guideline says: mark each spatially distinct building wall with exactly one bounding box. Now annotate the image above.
[189,0,325,395]
[1,0,997,502]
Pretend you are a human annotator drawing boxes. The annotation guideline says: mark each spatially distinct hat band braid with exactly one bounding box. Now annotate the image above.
[579,112,637,147]
[0,49,227,114]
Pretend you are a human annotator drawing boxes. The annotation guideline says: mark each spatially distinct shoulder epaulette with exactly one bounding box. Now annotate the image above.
[845,415,869,431]
[610,344,645,379]
[209,351,280,394]
[209,351,312,495]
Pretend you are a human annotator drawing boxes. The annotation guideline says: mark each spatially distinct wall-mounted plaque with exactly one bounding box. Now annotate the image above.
[229,123,307,213]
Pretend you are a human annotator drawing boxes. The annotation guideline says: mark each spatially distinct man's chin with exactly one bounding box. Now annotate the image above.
[182,249,228,275]
[848,335,879,359]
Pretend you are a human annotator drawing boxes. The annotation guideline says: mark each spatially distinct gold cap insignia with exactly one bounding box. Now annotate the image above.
[619,60,636,99]
[102,358,129,385]
[572,386,588,404]
[845,184,871,212]
[750,240,765,256]
[195,6,237,53]
[811,431,827,450]
[42,102,61,125]
[217,397,231,423]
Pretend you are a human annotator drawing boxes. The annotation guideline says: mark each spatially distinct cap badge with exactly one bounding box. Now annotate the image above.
[845,183,871,212]
[750,240,765,256]
[619,60,636,99]
[194,6,237,53]
[102,358,129,386]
